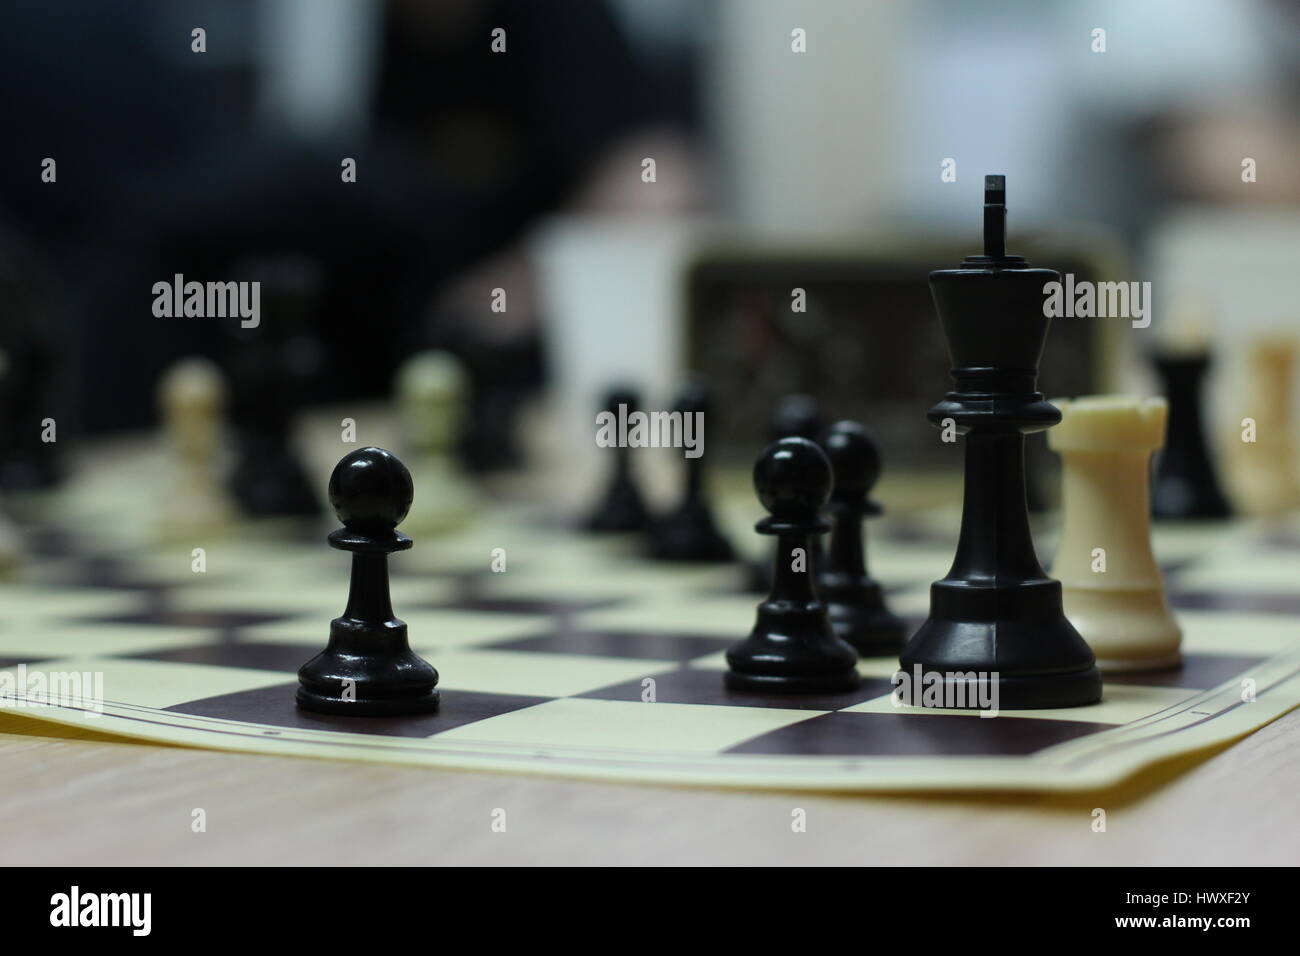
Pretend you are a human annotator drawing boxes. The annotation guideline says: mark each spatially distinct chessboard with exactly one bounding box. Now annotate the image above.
[1,439,1297,794]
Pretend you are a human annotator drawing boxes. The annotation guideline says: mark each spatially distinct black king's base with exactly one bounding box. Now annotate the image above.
[898,174,1101,710]
[899,425,1101,709]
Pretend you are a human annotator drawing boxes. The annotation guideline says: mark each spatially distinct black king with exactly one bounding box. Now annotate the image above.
[898,176,1102,709]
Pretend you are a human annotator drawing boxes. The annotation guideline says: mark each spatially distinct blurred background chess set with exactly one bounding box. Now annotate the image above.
[0,0,1296,528]
[0,0,1292,566]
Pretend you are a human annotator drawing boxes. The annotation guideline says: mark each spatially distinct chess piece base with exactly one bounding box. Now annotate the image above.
[295,685,441,716]
[1062,586,1182,674]
[895,665,1102,711]
[901,579,1102,709]
[297,618,440,716]
[821,575,907,656]
[725,602,859,693]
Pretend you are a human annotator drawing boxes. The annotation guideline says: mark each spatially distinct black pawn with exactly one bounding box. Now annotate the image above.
[297,447,440,715]
[585,386,650,532]
[726,437,859,693]
[647,382,735,562]
[817,421,907,655]
[1151,350,1231,519]
[899,175,1100,709]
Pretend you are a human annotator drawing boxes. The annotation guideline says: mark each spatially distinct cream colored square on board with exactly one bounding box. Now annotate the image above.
[434,649,676,698]
[433,697,822,755]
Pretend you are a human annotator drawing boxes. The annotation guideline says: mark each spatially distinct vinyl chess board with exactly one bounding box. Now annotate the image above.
[2,455,1298,793]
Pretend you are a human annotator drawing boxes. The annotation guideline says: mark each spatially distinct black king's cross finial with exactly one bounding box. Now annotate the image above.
[983,174,1006,259]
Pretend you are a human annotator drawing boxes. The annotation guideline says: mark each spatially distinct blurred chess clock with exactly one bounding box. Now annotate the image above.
[682,232,1128,480]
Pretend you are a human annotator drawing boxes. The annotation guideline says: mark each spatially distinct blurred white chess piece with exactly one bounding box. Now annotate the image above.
[156,357,236,539]
[395,350,476,534]
[1050,396,1182,673]
[1231,334,1300,515]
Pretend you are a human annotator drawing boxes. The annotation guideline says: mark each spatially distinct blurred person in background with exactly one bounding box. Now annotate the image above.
[0,0,704,452]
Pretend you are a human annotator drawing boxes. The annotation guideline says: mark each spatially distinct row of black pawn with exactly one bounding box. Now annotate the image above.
[585,388,905,693]
[295,391,901,715]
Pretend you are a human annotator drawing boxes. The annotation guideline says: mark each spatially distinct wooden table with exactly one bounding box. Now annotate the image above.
[3,707,1295,866]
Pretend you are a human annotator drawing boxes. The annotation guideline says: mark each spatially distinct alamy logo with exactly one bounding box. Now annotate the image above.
[1042,274,1151,328]
[50,886,151,936]
[891,665,1000,716]
[595,403,704,459]
[0,665,104,717]
[152,274,260,328]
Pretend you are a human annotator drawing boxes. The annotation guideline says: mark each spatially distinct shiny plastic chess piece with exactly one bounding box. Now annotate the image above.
[1049,396,1182,672]
[726,437,859,693]
[817,421,907,655]
[297,447,440,715]
[899,176,1101,709]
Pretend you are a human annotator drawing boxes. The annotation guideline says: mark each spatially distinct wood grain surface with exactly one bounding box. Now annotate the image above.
[2,707,1295,866]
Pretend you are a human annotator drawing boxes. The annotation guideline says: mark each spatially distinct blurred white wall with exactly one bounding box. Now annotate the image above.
[708,0,905,236]
[256,0,380,137]
[709,0,1290,236]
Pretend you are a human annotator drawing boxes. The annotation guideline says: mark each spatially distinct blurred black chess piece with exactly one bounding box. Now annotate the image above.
[297,446,439,715]
[224,256,323,518]
[0,230,69,492]
[585,385,650,532]
[817,421,907,655]
[726,436,859,692]
[1151,349,1231,519]
[455,336,541,474]
[646,381,735,562]
[899,175,1100,709]
[747,394,825,592]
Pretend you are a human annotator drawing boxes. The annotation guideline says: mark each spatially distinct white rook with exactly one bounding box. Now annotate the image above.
[1048,396,1182,672]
